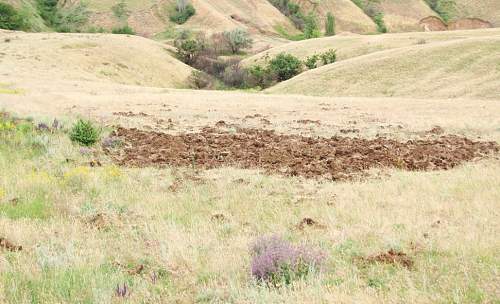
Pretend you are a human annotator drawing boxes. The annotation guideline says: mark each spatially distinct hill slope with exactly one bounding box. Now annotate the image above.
[295,0,377,34]
[378,0,437,32]
[0,30,193,88]
[243,28,500,66]
[452,0,500,26]
[267,37,500,99]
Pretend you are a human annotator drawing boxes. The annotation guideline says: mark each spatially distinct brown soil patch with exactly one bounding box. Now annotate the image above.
[362,249,414,269]
[0,237,22,252]
[448,18,493,30]
[297,218,327,230]
[104,127,498,180]
[419,16,447,31]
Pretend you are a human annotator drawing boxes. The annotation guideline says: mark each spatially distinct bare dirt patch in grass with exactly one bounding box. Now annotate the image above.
[104,127,499,180]
[359,249,414,269]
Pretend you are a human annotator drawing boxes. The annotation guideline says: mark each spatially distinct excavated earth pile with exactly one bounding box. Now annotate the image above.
[104,127,499,180]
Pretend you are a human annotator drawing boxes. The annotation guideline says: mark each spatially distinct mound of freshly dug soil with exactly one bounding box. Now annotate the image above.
[104,127,498,180]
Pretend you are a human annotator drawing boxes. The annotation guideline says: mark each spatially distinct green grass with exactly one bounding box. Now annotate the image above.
[0,197,52,220]
[3,265,127,303]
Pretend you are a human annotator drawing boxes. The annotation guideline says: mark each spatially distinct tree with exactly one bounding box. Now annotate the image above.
[223,28,253,54]
[325,12,335,36]
[268,53,302,81]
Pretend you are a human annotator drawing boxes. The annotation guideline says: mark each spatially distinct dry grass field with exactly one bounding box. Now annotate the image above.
[1,19,499,304]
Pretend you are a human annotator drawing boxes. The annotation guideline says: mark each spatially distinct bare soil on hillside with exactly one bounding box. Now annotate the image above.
[104,126,498,180]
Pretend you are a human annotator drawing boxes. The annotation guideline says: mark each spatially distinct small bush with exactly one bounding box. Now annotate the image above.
[245,65,272,88]
[373,12,387,33]
[169,3,195,24]
[175,38,203,64]
[320,49,337,65]
[304,54,320,69]
[111,1,129,19]
[222,28,253,54]
[188,71,214,90]
[36,0,89,32]
[69,119,100,146]
[268,53,302,81]
[112,25,135,35]
[250,235,325,286]
[222,63,247,88]
[303,12,321,39]
[325,12,336,36]
[0,3,25,30]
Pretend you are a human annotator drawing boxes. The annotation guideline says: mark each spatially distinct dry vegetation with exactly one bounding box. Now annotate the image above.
[267,37,500,99]
[1,1,500,301]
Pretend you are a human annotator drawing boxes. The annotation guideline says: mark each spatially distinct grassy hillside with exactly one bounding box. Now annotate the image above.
[243,28,500,66]
[453,0,500,26]
[295,0,378,34]
[267,37,500,99]
[0,31,193,88]
[378,0,437,32]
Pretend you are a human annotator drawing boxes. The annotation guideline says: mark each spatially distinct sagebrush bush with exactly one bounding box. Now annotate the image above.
[69,119,100,146]
[223,28,253,54]
[250,235,325,286]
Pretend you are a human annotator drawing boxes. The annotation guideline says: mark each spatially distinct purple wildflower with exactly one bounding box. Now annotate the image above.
[115,283,129,297]
[36,123,50,132]
[250,235,326,285]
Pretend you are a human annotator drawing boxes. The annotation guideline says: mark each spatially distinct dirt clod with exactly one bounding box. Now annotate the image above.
[0,237,22,252]
[362,249,414,269]
[297,218,326,230]
[104,127,498,180]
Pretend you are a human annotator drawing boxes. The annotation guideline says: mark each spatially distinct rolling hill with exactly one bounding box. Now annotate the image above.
[266,37,500,99]
[243,28,500,66]
[0,30,193,88]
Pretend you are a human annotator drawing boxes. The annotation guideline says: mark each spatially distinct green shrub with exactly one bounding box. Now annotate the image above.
[111,1,129,19]
[222,28,253,54]
[424,0,455,22]
[169,3,195,24]
[320,49,337,65]
[325,12,335,36]
[268,53,302,81]
[373,12,387,33]
[303,12,321,39]
[69,119,100,146]
[174,38,202,64]
[304,54,319,69]
[0,3,25,30]
[112,25,135,35]
[36,0,89,32]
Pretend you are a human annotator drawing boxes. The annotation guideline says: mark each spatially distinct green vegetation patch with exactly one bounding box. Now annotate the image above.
[0,2,26,30]
[2,265,126,303]
[0,196,52,220]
